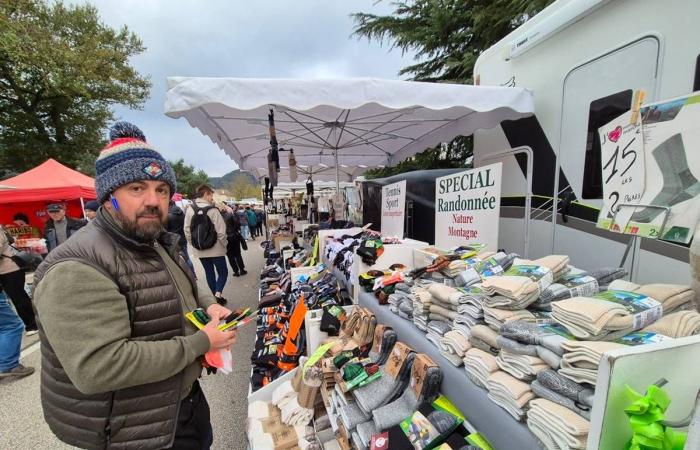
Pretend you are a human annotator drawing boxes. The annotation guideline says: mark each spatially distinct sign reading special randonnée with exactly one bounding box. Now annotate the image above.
[435,162,502,250]
[381,180,406,237]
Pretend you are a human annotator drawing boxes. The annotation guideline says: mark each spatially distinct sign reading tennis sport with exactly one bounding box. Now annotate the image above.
[434,162,502,251]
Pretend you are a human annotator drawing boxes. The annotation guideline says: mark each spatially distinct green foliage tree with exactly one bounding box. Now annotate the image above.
[169,159,210,198]
[352,0,554,177]
[0,0,151,173]
[227,177,261,201]
[352,0,554,83]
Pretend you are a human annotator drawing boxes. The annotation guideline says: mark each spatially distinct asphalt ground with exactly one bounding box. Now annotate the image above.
[0,238,265,449]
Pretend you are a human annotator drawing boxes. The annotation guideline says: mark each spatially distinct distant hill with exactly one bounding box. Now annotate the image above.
[209,169,258,189]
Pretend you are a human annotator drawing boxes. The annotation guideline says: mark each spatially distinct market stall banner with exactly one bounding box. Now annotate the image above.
[434,162,502,251]
[380,180,406,238]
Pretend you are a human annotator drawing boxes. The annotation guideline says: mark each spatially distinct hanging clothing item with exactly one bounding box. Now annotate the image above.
[306,178,314,196]
[288,149,297,182]
[267,150,278,187]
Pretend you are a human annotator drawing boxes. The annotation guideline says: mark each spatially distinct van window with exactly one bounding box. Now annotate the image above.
[694,54,700,91]
[581,89,634,199]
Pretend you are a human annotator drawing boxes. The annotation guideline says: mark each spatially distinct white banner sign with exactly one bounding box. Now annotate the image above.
[435,163,502,250]
[381,180,406,237]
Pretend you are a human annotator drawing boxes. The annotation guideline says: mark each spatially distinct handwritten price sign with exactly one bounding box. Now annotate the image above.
[596,110,645,233]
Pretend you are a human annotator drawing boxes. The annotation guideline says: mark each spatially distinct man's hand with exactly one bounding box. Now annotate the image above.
[201,320,237,351]
[207,303,232,321]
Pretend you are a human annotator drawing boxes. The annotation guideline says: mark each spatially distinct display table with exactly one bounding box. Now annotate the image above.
[358,291,543,450]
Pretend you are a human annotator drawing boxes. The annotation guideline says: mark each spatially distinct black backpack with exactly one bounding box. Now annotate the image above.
[190,204,218,250]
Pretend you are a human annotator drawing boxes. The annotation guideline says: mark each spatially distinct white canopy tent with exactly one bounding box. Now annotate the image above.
[164,78,535,188]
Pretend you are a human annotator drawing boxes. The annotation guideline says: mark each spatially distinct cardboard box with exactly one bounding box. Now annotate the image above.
[384,342,412,379]
[410,353,438,398]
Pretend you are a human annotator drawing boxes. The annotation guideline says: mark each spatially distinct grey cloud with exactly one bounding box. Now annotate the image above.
[72,0,414,176]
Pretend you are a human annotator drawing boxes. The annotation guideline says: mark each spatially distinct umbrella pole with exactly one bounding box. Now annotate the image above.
[79,197,86,220]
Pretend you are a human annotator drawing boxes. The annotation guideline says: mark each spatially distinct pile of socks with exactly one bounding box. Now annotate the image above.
[527,398,590,450]
[439,330,472,366]
[486,370,534,421]
[643,310,700,337]
[552,283,696,340]
[463,348,499,389]
[532,268,599,311]
[483,306,552,330]
[481,267,549,310]
[531,369,594,420]
[426,320,453,349]
[468,325,501,356]
[496,350,548,381]
[498,321,571,369]
[558,340,625,385]
[352,351,416,418]
[454,286,487,332]
[411,287,432,332]
[368,327,397,366]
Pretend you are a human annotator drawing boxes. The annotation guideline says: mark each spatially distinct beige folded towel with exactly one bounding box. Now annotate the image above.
[483,306,539,331]
[464,348,499,388]
[470,325,500,348]
[534,255,571,279]
[642,310,700,337]
[558,341,625,385]
[527,398,589,450]
[428,283,464,306]
[487,370,535,421]
[482,276,540,299]
[497,350,548,381]
[634,284,696,313]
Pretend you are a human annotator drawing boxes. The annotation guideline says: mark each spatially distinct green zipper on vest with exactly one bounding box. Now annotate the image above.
[152,241,186,445]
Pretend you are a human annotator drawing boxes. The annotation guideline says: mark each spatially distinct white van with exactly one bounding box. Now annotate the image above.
[473,0,700,283]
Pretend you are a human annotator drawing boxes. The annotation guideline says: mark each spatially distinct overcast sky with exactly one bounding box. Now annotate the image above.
[73,0,415,177]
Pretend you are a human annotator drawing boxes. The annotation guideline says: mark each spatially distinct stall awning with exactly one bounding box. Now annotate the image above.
[0,158,96,203]
[164,78,534,182]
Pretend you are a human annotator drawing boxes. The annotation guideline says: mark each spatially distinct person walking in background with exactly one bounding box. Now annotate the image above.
[44,203,86,252]
[166,199,195,274]
[0,225,38,335]
[245,206,257,240]
[83,200,100,221]
[223,207,247,277]
[33,122,236,449]
[185,184,229,305]
[0,289,35,381]
[255,207,265,237]
[238,204,250,241]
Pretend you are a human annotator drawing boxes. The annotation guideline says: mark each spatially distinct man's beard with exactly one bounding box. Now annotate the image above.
[114,206,166,242]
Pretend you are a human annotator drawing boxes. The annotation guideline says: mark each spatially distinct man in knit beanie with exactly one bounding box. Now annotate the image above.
[32,122,238,450]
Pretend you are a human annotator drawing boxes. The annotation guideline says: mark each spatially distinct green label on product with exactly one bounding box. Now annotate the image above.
[539,323,576,340]
[594,290,663,330]
[505,265,554,291]
[615,331,670,346]
[559,274,599,297]
[472,258,503,278]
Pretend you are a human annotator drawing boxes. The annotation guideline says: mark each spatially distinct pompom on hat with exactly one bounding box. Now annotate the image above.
[95,122,177,203]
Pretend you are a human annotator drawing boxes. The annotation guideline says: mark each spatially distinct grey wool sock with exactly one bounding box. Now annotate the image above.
[531,380,591,420]
[338,401,371,431]
[372,388,419,431]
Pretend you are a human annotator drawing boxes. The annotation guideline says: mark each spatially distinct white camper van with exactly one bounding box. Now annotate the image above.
[473,0,700,283]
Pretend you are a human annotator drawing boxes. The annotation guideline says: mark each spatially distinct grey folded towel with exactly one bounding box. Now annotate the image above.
[497,335,539,357]
[531,380,591,420]
[588,267,627,286]
[537,369,594,407]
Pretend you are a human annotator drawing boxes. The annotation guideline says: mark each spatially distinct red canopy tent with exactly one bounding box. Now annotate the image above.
[0,158,96,230]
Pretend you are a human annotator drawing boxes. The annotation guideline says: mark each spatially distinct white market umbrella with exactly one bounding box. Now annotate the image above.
[164,77,534,188]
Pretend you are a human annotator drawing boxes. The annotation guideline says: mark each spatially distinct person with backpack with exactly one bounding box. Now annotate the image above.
[222,207,248,277]
[245,206,257,240]
[184,185,228,305]
[166,199,195,275]
[255,208,265,237]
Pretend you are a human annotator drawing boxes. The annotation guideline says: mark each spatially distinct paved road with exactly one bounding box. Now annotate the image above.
[0,239,265,449]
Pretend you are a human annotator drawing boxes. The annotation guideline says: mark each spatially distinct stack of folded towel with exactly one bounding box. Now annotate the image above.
[533,269,598,311]
[483,306,553,331]
[481,275,543,310]
[468,324,501,355]
[642,310,700,337]
[531,369,594,420]
[558,340,625,385]
[532,255,571,280]
[499,321,571,369]
[455,267,482,287]
[411,287,432,332]
[443,259,467,278]
[552,284,696,340]
[487,370,535,421]
[496,350,548,381]
[439,330,472,366]
[527,398,590,450]
[464,348,499,388]
[426,320,452,349]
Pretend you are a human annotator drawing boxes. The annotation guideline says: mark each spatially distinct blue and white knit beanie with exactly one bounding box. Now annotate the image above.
[95,122,177,203]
